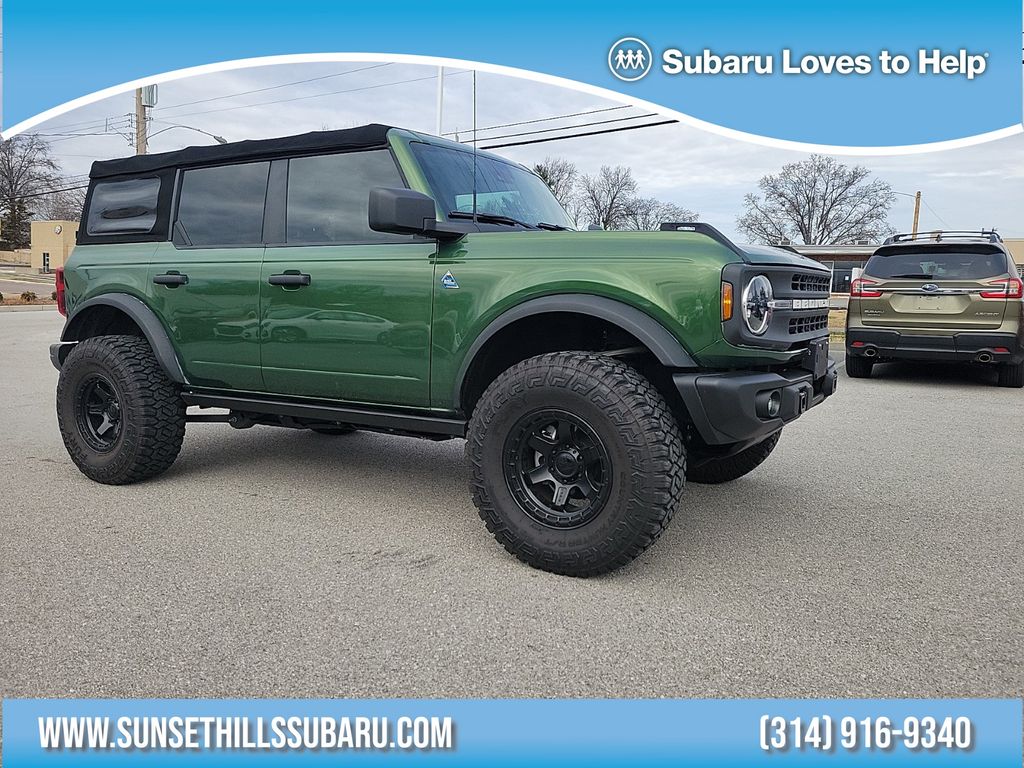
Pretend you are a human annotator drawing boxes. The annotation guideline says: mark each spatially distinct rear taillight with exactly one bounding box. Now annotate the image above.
[55,267,67,316]
[850,278,882,298]
[979,277,1024,299]
[721,281,734,321]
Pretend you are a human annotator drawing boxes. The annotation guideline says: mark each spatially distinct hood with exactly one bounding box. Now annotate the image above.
[740,243,830,270]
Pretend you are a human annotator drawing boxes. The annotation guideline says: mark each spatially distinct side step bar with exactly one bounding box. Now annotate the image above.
[181,392,466,438]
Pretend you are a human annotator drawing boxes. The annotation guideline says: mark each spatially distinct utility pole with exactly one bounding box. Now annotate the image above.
[435,66,445,136]
[911,190,921,236]
[134,87,148,155]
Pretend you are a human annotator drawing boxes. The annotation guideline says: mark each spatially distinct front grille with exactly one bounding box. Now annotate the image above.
[789,313,829,334]
[792,273,831,292]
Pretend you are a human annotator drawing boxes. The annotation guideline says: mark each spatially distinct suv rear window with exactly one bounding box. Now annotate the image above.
[865,247,1009,280]
[86,178,161,235]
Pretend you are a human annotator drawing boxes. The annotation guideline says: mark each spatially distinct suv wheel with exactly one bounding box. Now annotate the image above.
[845,355,874,378]
[687,430,781,485]
[467,352,685,577]
[996,359,1024,388]
[57,335,186,485]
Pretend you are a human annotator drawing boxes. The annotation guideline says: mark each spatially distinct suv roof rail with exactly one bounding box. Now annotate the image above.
[659,221,747,259]
[883,229,1002,245]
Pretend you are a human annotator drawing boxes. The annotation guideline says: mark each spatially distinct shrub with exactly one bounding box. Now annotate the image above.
[51,291,58,301]
[21,291,37,302]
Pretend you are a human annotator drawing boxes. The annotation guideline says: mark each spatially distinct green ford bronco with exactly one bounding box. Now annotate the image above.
[52,124,837,576]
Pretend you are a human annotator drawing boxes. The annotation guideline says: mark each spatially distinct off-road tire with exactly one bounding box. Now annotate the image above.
[686,430,781,485]
[466,352,686,577]
[996,359,1024,388]
[845,355,874,378]
[311,426,357,435]
[57,335,186,485]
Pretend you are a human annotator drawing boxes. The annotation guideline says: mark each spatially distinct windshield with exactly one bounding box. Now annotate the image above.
[410,142,575,230]
[865,247,1009,280]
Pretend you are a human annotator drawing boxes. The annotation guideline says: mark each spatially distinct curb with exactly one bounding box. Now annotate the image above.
[0,304,59,313]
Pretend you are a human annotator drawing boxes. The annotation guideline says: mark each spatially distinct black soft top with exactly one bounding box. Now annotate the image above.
[89,123,394,179]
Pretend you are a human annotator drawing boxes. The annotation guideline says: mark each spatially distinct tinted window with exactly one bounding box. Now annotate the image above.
[86,178,160,235]
[865,246,1009,280]
[176,162,270,246]
[286,150,407,244]
[411,143,574,229]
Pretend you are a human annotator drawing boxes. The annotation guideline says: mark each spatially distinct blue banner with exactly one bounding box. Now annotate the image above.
[3,699,1021,766]
[3,0,1021,147]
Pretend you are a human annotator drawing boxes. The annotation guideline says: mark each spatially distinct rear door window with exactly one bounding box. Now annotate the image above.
[86,178,161,235]
[865,248,1009,280]
[175,162,270,247]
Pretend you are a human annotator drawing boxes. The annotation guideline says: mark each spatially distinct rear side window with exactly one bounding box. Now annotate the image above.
[866,248,1009,280]
[286,150,408,244]
[175,162,270,247]
[86,178,161,235]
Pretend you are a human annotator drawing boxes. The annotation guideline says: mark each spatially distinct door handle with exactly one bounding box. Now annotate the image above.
[268,273,311,287]
[153,272,189,287]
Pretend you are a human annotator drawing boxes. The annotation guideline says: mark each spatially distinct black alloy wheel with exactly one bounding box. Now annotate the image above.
[75,374,123,452]
[504,409,611,529]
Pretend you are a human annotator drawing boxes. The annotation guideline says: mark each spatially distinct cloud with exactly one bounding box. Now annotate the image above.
[31,60,1024,240]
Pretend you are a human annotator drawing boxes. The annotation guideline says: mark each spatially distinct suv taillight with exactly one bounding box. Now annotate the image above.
[979,277,1024,299]
[55,267,67,316]
[850,277,882,298]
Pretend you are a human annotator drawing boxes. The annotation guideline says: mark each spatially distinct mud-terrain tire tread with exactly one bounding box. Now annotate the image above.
[845,355,873,378]
[57,335,186,485]
[686,430,781,485]
[466,351,685,577]
[996,359,1024,388]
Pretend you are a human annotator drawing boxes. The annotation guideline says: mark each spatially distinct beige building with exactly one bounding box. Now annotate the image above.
[30,220,79,272]
[1005,239,1023,275]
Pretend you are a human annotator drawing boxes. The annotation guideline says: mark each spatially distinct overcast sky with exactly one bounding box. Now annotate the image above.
[30,61,1024,241]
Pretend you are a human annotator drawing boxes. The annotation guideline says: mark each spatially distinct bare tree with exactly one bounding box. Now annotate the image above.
[736,155,895,245]
[579,165,637,230]
[37,185,87,222]
[623,197,698,231]
[0,135,63,247]
[533,157,577,207]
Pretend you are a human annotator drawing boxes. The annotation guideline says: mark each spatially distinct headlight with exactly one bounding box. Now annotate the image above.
[742,275,773,335]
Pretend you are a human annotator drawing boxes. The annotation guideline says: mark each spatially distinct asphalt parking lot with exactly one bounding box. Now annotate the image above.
[1,310,1021,700]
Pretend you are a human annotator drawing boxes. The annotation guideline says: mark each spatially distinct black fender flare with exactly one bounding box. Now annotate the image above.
[55,293,188,384]
[453,293,697,410]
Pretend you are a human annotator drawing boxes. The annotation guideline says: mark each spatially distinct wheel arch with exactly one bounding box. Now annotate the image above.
[454,294,697,414]
[57,294,187,384]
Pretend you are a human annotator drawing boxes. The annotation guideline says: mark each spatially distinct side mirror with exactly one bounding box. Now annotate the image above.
[368,187,461,240]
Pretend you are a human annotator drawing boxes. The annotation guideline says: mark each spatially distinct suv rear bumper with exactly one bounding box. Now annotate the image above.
[673,359,838,446]
[846,329,1023,364]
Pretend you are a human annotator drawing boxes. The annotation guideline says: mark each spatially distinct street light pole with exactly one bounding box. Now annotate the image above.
[435,66,445,136]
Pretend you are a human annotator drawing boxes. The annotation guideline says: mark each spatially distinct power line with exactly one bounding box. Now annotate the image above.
[157,71,472,120]
[479,120,678,149]
[443,105,632,136]
[155,63,394,112]
[461,112,658,143]
[921,199,949,227]
[8,183,89,201]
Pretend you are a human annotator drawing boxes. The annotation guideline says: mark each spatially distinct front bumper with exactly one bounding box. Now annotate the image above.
[845,329,1023,364]
[673,358,838,446]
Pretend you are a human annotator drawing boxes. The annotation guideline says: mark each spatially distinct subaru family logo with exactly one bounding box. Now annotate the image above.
[921,283,940,292]
[608,37,653,82]
[440,270,460,289]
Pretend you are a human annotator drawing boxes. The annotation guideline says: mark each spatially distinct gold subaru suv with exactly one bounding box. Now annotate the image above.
[845,230,1023,387]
